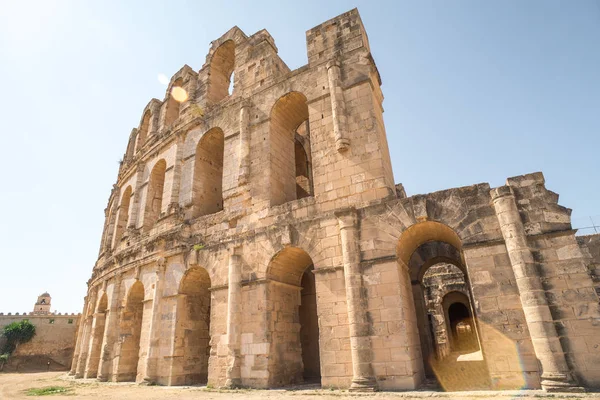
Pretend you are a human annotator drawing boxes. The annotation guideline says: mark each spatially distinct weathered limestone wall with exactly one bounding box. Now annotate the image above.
[578,234,600,298]
[507,174,600,388]
[0,314,80,368]
[73,8,600,393]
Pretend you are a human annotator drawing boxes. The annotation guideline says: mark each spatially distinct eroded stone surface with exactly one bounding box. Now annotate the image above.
[71,8,600,392]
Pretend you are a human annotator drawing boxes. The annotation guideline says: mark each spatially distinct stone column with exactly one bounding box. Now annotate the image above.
[97,274,123,382]
[83,310,106,378]
[224,250,242,387]
[327,58,350,152]
[75,290,97,378]
[168,135,185,213]
[142,258,166,383]
[336,209,376,391]
[75,316,93,378]
[491,186,580,392]
[237,102,251,185]
[128,162,146,230]
[104,187,120,250]
[70,295,89,375]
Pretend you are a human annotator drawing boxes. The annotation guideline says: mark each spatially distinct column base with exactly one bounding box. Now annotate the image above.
[541,373,585,393]
[349,377,377,392]
[222,378,242,389]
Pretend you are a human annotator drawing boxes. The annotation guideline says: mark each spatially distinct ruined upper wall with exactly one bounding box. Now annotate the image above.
[578,233,600,297]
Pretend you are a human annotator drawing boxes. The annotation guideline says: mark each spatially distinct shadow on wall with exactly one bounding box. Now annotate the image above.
[1,354,71,373]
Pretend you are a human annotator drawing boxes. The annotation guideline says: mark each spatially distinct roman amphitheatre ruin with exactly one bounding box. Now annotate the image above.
[70,8,600,392]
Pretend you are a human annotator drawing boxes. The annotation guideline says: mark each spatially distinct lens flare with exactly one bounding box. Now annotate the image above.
[171,86,188,103]
[157,73,169,85]
[429,318,528,392]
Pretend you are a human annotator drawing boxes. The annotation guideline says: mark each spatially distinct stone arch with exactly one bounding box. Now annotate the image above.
[165,77,184,127]
[192,127,225,218]
[85,292,108,378]
[113,186,133,247]
[125,129,137,161]
[143,160,166,232]
[116,280,144,382]
[269,92,310,206]
[207,40,235,103]
[265,246,321,386]
[294,132,313,199]
[170,266,212,385]
[136,111,152,153]
[397,221,463,268]
[442,291,478,353]
[396,221,485,384]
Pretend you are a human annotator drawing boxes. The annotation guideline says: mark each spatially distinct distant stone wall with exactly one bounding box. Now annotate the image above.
[0,314,80,368]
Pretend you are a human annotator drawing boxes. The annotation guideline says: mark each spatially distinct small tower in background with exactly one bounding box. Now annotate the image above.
[32,292,52,315]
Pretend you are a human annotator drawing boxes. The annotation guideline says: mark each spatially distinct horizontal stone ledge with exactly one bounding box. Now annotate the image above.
[526,229,577,241]
[361,254,397,266]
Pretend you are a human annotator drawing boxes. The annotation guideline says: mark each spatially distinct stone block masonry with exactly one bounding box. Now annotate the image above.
[72,8,600,392]
[0,314,80,369]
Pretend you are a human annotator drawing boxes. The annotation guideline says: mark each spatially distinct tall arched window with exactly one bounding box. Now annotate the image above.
[113,186,132,247]
[165,78,184,127]
[269,92,312,206]
[193,128,224,217]
[207,40,235,104]
[143,160,166,232]
[136,111,151,153]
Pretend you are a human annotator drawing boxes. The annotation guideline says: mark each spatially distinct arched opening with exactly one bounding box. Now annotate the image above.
[397,221,488,389]
[171,267,212,385]
[143,160,166,232]
[117,281,144,382]
[125,132,136,161]
[86,293,108,378]
[165,78,184,126]
[193,128,224,218]
[294,131,313,200]
[207,40,235,103]
[136,111,151,153]
[113,186,132,247]
[443,292,478,353]
[266,247,321,386]
[269,92,312,206]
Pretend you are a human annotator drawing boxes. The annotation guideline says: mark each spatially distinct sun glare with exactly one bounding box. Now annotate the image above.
[171,86,188,103]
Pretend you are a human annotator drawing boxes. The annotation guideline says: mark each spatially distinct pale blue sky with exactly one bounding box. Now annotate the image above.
[0,0,598,313]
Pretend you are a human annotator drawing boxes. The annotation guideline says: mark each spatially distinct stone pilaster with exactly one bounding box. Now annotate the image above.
[70,295,89,375]
[97,274,123,382]
[128,162,146,230]
[83,309,106,378]
[336,209,376,391]
[327,59,350,152]
[75,316,92,378]
[168,135,185,213]
[224,250,242,387]
[142,259,166,383]
[491,186,581,392]
[237,102,251,185]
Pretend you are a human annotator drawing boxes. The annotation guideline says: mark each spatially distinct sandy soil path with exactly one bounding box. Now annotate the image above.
[1,372,599,400]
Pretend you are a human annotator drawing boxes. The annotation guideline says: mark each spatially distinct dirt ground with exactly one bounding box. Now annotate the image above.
[1,372,599,400]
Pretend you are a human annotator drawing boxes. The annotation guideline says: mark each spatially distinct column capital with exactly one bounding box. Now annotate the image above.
[490,185,514,202]
[335,208,358,229]
[326,58,342,70]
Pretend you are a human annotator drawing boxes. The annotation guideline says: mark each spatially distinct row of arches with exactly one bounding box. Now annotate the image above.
[109,91,314,249]
[126,39,238,160]
[88,220,496,389]
[85,246,320,385]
